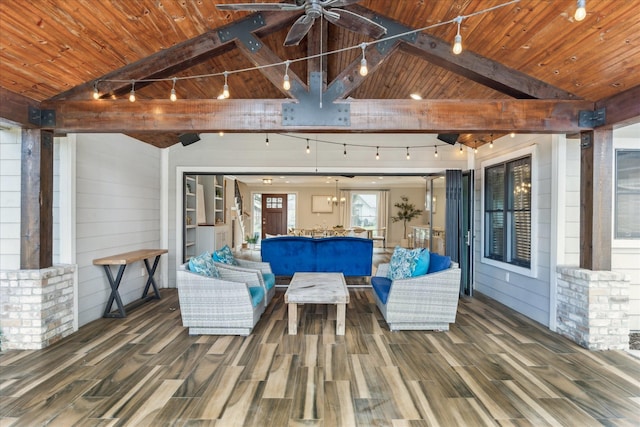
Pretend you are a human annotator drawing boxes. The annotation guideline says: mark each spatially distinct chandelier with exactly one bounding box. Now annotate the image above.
[328,179,346,205]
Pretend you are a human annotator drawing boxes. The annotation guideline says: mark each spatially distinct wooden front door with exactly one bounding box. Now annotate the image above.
[262,194,288,238]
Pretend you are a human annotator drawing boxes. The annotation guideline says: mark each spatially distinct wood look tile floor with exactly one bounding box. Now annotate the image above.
[1,289,640,426]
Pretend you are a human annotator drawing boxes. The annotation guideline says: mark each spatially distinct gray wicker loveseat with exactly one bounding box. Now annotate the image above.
[372,250,461,331]
[177,262,268,335]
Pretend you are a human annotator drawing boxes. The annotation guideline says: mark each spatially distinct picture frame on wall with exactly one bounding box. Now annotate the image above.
[312,195,333,213]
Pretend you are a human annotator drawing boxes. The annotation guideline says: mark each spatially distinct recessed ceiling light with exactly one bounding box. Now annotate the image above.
[378,176,383,179]
[410,93,422,100]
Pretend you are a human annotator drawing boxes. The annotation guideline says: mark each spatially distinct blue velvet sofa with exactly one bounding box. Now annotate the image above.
[260,236,373,276]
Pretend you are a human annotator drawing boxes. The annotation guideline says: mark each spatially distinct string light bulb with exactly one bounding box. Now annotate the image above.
[283,60,291,91]
[434,146,438,157]
[343,144,347,157]
[128,80,136,102]
[406,147,410,160]
[265,134,269,146]
[306,139,310,154]
[222,71,230,99]
[170,77,177,102]
[574,0,586,21]
[510,132,516,138]
[489,133,494,148]
[359,43,368,76]
[92,82,100,100]
[452,16,463,55]
[375,146,380,160]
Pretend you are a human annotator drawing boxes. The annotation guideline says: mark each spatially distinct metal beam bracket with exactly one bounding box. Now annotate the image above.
[579,107,606,128]
[28,106,56,127]
[282,72,350,126]
[218,14,265,52]
[372,15,417,55]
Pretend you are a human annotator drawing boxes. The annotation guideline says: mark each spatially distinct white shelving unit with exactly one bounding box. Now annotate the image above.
[183,175,197,262]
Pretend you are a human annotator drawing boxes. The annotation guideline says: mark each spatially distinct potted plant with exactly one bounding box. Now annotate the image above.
[391,195,422,247]
[246,234,258,249]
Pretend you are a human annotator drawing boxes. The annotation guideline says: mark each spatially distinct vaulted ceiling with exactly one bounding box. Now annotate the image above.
[1,0,639,148]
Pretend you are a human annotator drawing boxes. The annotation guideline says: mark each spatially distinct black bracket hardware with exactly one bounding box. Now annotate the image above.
[28,106,56,127]
[282,72,350,126]
[578,107,606,128]
[372,15,417,55]
[218,14,265,52]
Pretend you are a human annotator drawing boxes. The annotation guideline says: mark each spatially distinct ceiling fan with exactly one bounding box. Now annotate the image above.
[216,0,387,46]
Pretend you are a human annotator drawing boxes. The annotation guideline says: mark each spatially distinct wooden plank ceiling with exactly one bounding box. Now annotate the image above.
[0,0,639,147]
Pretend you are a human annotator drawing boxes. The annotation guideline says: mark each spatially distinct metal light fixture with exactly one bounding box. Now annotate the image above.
[328,179,346,205]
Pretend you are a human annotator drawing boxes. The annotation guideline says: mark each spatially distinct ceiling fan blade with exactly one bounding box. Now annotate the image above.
[216,2,303,12]
[324,8,387,39]
[284,14,315,46]
[322,0,361,7]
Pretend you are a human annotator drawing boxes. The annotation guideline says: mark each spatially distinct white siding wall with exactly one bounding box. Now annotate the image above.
[564,140,581,266]
[0,128,21,270]
[473,134,553,326]
[75,134,162,326]
[612,124,640,331]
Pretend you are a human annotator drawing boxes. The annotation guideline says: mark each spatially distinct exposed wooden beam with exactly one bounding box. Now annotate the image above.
[125,133,182,149]
[43,98,594,133]
[328,41,400,100]
[351,5,579,101]
[579,129,613,270]
[21,129,53,269]
[596,84,640,127]
[48,12,297,101]
[0,88,41,128]
[234,36,307,99]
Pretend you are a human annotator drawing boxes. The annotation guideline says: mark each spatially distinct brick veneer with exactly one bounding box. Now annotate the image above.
[556,266,630,350]
[0,264,76,350]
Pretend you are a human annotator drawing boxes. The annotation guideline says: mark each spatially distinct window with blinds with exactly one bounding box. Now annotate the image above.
[484,155,531,268]
[615,150,640,239]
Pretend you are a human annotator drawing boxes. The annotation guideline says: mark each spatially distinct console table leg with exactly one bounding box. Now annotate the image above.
[103,265,127,318]
[336,303,346,335]
[142,255,161,299]
[288,303,298,335]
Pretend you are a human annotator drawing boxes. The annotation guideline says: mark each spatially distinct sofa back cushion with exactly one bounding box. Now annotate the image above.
[188,252,219,277]
[261,236,317,275]
[388,246,423,279]
[316,237,373,276]
[212,245,238,265]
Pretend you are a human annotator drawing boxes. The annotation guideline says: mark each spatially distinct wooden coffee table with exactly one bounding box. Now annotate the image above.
[284,272,350,335]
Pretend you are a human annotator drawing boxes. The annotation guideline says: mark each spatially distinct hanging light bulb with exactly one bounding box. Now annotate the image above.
[128,80,136,102]
[219,131,224,136]
[283,60,291,91]
[575,0,586,21]
[406,147,410,160]
[510,132,516,138]
[489,133,494,148]
[452,16,463,55]
[306,139,310,154]
[343,143,347,157]
[359,43,368,76]
[265,134,269,147]
[92,82,100,100]
[434,146,438,157]
[170,77,177,102]
[222,71,230,99]
[375,146,380,160]
[459,143,464,154]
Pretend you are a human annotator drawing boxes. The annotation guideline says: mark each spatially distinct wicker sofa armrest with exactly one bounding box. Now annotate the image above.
[215,266,267,307]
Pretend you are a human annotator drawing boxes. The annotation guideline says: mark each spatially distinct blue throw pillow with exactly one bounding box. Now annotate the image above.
[388,246,423,280]
[427,252,451,274]
[412,249,431,277]
[188,252,219,277]
[212,245,238,265]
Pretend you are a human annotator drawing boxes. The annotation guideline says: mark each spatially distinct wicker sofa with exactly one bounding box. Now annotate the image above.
[213,259,276,306]
[372,260,461,331]
[176,263,267,335]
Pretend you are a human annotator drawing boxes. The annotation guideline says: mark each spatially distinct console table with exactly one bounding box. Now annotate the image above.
[93,249,167,318]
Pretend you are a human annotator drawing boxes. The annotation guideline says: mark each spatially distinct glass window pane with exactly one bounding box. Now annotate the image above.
[350,193,378,228]
[616,150,640,239]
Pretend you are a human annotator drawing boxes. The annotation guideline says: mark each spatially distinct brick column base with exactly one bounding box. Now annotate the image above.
[0,264,76,350]
[556,266,630,350]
